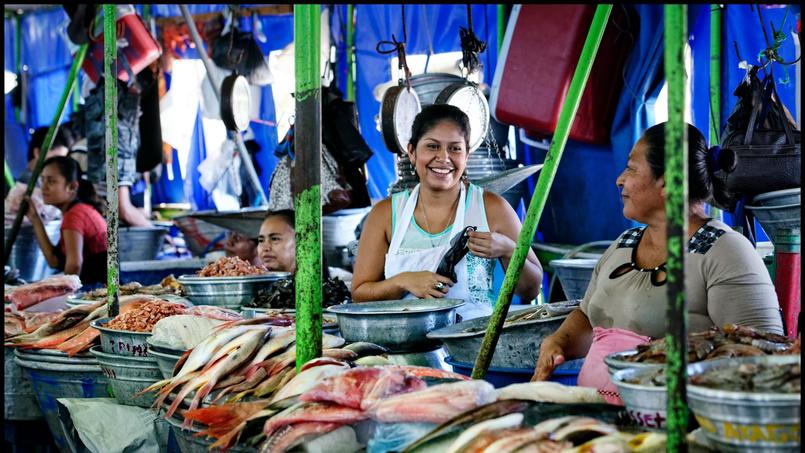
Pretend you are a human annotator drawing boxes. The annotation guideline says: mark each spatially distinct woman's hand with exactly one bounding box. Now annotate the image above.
[531,335,566,382]
[22,195,38,220]
[395,271,454,298]
[467,230,516,260]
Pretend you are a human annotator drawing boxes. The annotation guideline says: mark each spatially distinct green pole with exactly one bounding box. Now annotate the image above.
[4,160,15,188]
[708,5,722,221]
[346,4,355,102]
[3,44,89,266]
[104,4,120,318]
[664,5,689,451]
[294,4,323,371]
[471,5,612,379]
[497,5,506,51]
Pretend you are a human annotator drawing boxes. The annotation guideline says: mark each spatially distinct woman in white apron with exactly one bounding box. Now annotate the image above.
[351,105,542,320]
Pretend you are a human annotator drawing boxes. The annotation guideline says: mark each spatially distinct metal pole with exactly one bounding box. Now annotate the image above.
[178,5,269,206]
[104,5,120,318]
[471,5,612,379]
[3,44,89,266]
[709,4,722,221]
[294,4,323,371]
[346,4,355,102]
[664,4,689,451]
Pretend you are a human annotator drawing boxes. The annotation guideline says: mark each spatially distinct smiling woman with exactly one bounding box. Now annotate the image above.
[351,104,543,321]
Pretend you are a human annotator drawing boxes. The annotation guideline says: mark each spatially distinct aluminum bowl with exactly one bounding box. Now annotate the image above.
[326,299,465,353]
[752,188,800,207]
[146,347,183,380]
[90,345,162,408]
[118,227,169,262]
[178,273,291,310]
[687,355,800,452]
[91,317,153,357]
[611,366,668,431]
[427,303,576,369]
[604,349,664,376]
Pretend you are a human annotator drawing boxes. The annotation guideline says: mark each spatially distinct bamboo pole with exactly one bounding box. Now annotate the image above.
[664,4,690,451]
[497,5,506,51]
[104,4,120,318]
[471,5,612,379]
[346,4,355,102]
[4,160,15,189]
[178,5,269,207]
[709,5,722,221]
[3,44,89,266]
[294,4,323,371]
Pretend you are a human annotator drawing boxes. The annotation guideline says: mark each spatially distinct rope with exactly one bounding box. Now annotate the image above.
[460,5,487,76]
[375,4,413,91]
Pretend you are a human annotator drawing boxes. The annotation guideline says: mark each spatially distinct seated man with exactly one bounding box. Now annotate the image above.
[224,230,260,266]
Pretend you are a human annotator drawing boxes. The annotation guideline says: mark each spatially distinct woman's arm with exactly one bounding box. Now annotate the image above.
[24,199,60,268]
[471,192,543,301]
[532,308,594,381]
[61,230,84,276]
[351,200,454,301]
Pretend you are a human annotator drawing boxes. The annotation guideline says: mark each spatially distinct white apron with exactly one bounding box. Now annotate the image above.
[384,184,492,320]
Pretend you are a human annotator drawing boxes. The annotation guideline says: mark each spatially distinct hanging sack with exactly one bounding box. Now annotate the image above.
[716,65,801,211]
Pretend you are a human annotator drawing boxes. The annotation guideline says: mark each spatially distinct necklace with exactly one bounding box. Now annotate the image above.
[419,191,459,248]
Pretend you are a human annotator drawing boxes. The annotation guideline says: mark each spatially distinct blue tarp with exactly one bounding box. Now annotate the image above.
[4,4,801,244]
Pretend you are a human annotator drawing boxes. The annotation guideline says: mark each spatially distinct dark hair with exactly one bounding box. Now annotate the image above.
[27,126,75,162]
[265,209,295,230]
[42,156,105,215]
[409,104,471,150]
[641,122,737,206]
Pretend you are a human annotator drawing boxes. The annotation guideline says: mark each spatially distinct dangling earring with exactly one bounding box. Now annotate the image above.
[461,171,469,182]
[410,169,416,176]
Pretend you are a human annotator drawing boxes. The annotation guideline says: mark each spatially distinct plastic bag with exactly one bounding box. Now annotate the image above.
[197,139,242,198]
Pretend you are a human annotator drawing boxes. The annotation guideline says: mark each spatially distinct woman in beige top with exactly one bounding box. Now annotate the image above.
[532,122,783,390]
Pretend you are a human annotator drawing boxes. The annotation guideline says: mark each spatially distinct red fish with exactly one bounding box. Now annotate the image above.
[261,422,343,453]
[263,402,367,437]
[369,380,497,424]
[300,366,427,411]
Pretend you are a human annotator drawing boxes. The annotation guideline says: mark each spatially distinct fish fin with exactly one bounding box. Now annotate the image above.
[166,377,202,418]
[172,349,193,376]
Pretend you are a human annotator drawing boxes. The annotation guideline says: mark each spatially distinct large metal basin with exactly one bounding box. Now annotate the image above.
[4,221,61,283]
[118,226,169,261]
[611,367,669,431]
[179,273,291,310]
[687,355,800,452]
[92,317,153,357]
[327,299,465,353]
[4,346,42,420]
[90,345,162,408]
[426,303,575,368]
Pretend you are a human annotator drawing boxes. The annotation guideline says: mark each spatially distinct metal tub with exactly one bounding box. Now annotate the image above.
[4,221,61,283]
[603,350,665,376]
[92,317,153,357]
[179,273,291,310]
[4,346,43,420]
[687,355,800,452]
[327,299,465,353]
[549,258,599,301]
[752,188,800,207]
[427,305,571,369]
[611,367,668,431]
[90,345,162,408]
[241,307,340,335]
[745,203,801,245]
[13,348,108,452]
[118,226,169,261]
[147,347,184,380]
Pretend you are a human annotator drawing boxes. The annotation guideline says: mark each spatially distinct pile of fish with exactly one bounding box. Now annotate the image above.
[4,311,61,338]
[78,276,182,300]
[4,274,82,310]
[690,361,801,393]
[626,324,797,363]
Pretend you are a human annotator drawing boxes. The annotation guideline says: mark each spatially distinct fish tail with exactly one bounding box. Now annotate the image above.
[135,377,173,397]
[166,380,197,418]
[208,422,246,451]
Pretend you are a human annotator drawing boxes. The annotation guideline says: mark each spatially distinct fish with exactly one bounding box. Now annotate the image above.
[369,380,497,424]
[354,356,392,366]
[299,357,350,372]
[342,341,389,357]
[169,328,269,422]
[299,367,387,409]
[705,343,765,359]
[252,368,296,399]
[321,348,358,362]
[477,428,554,453]
[496,382,605,405]
[56,326,100,356]
[270,363,351,403]
[18,320,90,350]
[262,402,368,437]
[445,413,524,453]
[202,326,271,371]
[360,369,428,410]
[383,365,471,381]
[215,368,269,404]
[183,399,275,450]
[5,301,104,344]
[259,421,343,453]
[403,400,535,452]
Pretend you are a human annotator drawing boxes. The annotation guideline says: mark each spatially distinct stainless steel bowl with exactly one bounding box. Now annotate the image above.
[326,299,465,353]
[427,304,572,369]
[91,317,153,357]
[611,366,668,431]
[604,350,664,376]
[178,273,291,310]
[687,355,800,452]
[118,227,169,262]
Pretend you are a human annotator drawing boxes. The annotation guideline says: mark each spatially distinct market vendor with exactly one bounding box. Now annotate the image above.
[24,156,108,285]
[224,230,260,266]
[531,122,784,396]
[351,104,542,320]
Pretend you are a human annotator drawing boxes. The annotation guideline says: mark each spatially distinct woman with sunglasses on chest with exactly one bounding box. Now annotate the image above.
[532,123,783,400]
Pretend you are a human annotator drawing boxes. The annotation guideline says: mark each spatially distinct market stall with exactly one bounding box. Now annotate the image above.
[4,3,802,453]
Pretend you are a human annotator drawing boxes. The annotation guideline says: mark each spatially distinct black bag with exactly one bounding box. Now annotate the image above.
[716,66,800,211]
